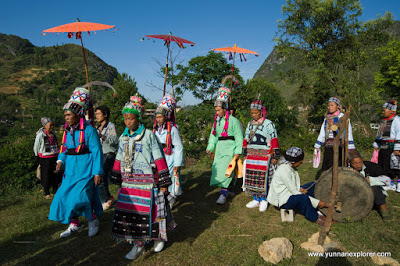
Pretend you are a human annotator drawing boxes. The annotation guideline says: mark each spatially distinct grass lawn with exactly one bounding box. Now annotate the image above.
[1,154,399,265]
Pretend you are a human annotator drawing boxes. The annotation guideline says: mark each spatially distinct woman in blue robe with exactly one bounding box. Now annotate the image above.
[49,87,104,238]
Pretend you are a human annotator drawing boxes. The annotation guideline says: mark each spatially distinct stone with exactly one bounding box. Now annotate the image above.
[258,237,293,264]
[300,232,333,253]
[323,242,341,252]
[371,256,400,266]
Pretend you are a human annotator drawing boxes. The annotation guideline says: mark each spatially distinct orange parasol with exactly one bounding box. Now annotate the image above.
[42,18,115,88]
[212,44,259,89]
[143,33,195,95]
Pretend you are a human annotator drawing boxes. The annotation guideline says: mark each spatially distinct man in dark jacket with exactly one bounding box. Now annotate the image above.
[348,150,392,220]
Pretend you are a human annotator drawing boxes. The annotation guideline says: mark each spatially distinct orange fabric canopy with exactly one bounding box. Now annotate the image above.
[145,34,195,45]
[43,22,114,33]
[212,44,258,55]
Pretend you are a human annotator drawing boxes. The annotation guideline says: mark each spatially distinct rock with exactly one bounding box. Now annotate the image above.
[258,237,293,264]
[300,232,334,253]
[371,256,400,266]
[323,242,341,252]
[300,242,324,253]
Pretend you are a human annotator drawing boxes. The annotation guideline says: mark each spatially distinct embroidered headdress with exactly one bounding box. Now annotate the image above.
[63,87,91,116]
[60,87,92,154]
[214,87,231,109]
[155,94,176,118]
[383,100,397,112]
[41,117,52,127]
[250,99,266,120]
[122,94,143,121]
[328,97,342,109]
[212,87,231,137]
[153,94,177,155]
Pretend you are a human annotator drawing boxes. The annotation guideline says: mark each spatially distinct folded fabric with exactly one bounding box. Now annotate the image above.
[371,149,379,164]
[313,149,321,168]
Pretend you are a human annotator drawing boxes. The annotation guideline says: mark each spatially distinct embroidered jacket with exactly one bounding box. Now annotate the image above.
[33,128,59,158]
[242,118,280,159]
[111,124,171,187]
[373,115,400,150]
[154,123,184,168]
[314,112,355,149]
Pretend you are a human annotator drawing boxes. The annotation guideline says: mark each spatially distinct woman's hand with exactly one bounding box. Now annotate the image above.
[300,188,308,194]
[94,175,101,186]
[160,187,168,194]
[56,161,62,171]
[318,201,330,208]
[206,150,212,155]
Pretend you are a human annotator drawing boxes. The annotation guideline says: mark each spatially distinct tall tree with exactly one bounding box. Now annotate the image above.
[275,0,393,123]
[233,78,297,133]
[375,40,400,98]
[276,0,363,95]
[173,51,244,101]
[102,73,155,134]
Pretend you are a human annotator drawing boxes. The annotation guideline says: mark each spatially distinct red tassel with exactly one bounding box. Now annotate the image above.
[152,118,157,133]
[164,122,173,155]
[242,54,247,62]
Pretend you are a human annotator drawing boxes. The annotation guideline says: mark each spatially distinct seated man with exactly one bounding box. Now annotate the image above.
[267,147,329,225]
[348,150,392,220]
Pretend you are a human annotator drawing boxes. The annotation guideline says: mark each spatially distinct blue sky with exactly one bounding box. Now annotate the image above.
[1,0,399,105]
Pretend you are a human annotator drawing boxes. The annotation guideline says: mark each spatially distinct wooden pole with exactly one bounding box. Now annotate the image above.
[318,109,350,245]
[80,37,90,90]
[344,106,351,164]
[230,52,235,108]
[163,42,170,96]
[231,52,235,90]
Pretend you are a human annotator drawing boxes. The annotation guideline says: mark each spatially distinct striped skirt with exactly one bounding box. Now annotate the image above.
[243,149,272,197]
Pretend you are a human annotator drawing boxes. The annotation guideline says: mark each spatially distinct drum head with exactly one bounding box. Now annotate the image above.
[314,167,374,222]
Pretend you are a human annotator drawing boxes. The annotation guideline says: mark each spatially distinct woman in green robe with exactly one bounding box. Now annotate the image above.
[206,87,243,204]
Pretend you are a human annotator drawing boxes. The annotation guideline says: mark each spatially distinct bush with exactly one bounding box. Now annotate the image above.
[0,136,37,194]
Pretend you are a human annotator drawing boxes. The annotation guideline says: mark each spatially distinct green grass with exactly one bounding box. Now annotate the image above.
[1,155,399,265]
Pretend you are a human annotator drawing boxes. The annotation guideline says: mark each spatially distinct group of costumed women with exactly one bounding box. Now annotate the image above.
[43,83,399,260]
[206,88,399,223]
[47,87,183,260]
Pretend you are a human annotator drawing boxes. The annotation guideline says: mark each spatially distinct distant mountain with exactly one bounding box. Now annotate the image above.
[0,33,118,95]
[253,21,400,103]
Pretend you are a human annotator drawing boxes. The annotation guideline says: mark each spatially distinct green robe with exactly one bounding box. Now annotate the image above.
[206,115,243,188]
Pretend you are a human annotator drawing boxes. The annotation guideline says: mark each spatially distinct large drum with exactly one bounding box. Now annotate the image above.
[314,167,374,222]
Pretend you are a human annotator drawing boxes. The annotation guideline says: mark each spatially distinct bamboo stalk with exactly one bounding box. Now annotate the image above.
[80,37,90,91]
[163,43,170,96]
